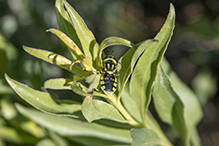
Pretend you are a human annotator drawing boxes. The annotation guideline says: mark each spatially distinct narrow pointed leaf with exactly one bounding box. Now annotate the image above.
[131,128,160,146]
[131,39,158,70]
[23,46,89,77]
[63,0,99,61]
[81,97,126,123]
[47,28,84,60]
[16,104,132,144]
[117,39,157,99]
[55,0,82,49]
[129,4,175,122]
[5,74,81,117]
[153,66,189,145]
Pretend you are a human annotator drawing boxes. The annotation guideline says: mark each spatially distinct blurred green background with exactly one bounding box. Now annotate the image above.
[0,0,219,145]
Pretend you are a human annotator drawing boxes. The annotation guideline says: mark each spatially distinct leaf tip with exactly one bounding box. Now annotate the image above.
[4,73,9,82]
[46,29,51,33]
[22,45,27,50]
[22,45,32,53]
[4,74,15,91]
[46,28,55,33]
[169,3,176,16]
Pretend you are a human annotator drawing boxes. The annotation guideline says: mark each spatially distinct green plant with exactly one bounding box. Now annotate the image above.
[4,0,203,145]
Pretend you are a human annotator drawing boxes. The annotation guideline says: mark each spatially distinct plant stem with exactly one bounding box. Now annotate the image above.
[108,94,143,127]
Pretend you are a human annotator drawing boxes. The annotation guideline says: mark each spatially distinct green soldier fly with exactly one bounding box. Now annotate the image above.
[100,53,118,94]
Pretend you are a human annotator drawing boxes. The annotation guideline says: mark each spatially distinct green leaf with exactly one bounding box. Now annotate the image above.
[130,39,158,70]
[121,85,142,123]
[129,4,175,123]
[169,73,202,146]
[0,126,38,144]
[5,74,81,117]
[55,0,82,50]
[20,121,45,138]
[81,57,93,71]
[36,138,56,146]
[63,0,99,61]
[160,59,203,146]
[1,99,17,120]
[121,85,172,145]
[44,78,73,90]
[85,74,101,92]
[47,28,84,60]
[187,120,202,146]
[130,128,160,146]
[49,132,69,146]
[71,80,107,98]
[153,66,189,145]
[146,112,173,146]
[99,36,133,52]
[16,104,132,145]
[117,39,157,99]
[169,71,203,126]
[97,36,133,70]
[81,97,126,123]
[23,46,89,77]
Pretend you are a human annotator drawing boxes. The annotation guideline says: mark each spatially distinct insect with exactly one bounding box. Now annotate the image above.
[100,54,119,94]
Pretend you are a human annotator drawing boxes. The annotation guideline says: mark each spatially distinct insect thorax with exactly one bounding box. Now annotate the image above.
[103,55,117,74]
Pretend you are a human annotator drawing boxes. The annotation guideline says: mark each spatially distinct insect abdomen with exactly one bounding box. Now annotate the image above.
[100,73,117,94]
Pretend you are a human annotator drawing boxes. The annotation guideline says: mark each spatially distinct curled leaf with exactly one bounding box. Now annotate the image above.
[97,36,133,69]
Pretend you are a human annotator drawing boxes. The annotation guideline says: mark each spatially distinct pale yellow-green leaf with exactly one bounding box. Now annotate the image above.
[23,46,89,77]
[47,28,84,60]
[63,0,99,61]
[81,57,93,71]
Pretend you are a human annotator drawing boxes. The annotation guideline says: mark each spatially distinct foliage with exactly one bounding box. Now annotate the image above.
[2,0,203,145]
